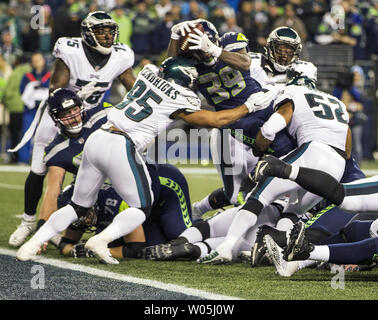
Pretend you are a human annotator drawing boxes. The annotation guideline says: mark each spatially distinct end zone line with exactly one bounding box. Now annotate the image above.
[0,248,241,300]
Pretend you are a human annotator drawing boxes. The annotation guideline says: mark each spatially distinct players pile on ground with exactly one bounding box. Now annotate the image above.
[8,12,377,276]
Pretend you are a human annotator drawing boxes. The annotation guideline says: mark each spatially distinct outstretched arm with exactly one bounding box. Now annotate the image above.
[39,166,66,222]
[174,104,249,128]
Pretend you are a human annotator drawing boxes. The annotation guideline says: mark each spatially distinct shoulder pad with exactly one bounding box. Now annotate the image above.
[220,32,248,52]
[52,37,82,59]
[112,43,135,70]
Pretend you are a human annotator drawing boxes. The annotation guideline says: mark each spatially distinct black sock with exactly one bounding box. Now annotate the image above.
[208,188,231,209]
[24,171,45,215]
[36,219,46,231]
[295,167,345,205]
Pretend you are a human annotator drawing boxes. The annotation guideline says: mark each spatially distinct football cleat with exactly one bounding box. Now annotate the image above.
[197,250,232,265]
[72,242,95,258]
[238,251,251,264]
[264,235,299,277]
[254,155,291,182]
[143,241,195,261]
[251,224,287,267]
[9,218,36,247]
[16,237,43,261]
[85,235,119,264]
[283,221,315,261]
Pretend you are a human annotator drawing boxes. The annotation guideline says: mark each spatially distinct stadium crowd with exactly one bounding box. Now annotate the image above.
[0,0,377,165]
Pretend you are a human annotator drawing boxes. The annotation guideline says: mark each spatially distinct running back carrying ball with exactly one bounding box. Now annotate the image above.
[178,23,204,58]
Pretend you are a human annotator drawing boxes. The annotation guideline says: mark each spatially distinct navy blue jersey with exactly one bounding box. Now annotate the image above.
[196,32,297,156]
[196,32,262,111]
[93,163,192,245]
[44,104,108,174]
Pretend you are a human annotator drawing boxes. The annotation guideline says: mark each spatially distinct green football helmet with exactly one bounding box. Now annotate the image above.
[158,56,198,90]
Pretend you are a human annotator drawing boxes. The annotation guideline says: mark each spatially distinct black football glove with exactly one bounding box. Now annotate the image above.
[71,241,95,258]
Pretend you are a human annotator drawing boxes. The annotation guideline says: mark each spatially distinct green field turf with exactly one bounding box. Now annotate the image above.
[0,163,377,300]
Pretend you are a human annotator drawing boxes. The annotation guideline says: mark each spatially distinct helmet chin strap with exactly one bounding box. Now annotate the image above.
[87,37,112,55]
[272,60,290,73]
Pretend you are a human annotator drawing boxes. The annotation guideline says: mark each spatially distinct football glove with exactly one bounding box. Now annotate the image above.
[188,28,222,58]
[71,242,95,258]
[76,81,97,101]
[244,89,277,113]
[170,19,204,40]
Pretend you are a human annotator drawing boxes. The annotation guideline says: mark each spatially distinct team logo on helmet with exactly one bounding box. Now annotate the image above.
[159,56,199,90]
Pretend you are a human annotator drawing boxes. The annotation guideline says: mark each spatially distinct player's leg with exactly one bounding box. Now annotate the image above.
[9,110,58,247]
[285,220,378,265]
[208,142,346,264]
[156,163,193,238]
[85,133,154,263]
[193,129,257,218]
[143,207,238,260]
[16,131,106,261]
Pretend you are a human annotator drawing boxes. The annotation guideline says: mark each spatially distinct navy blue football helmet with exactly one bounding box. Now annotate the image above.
[158,56,198,90]
[200,20,219,46]
[47,88,85,135]
[193,20,220,65]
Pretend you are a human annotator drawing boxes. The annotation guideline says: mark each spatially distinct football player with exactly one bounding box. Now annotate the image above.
[9,11,136,248]
[142,200,282,262]
[37,89,108,240]
[16,56,273,263]
[198,61,352,265]
[185,26,364,219]
[57,162,195,260]
[169,24,303,218]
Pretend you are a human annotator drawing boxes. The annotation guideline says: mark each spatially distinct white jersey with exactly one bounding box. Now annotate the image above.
[275,85,349,150]
[52,37,134,110]
[107,64,201,151]
[249,52,313,88]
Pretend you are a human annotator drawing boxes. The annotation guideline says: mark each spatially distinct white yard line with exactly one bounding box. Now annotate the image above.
[1,165,378,176]
[0,183,24,190]
[0,248,240,300]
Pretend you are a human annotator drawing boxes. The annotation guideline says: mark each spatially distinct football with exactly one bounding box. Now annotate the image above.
[178,23,204,58]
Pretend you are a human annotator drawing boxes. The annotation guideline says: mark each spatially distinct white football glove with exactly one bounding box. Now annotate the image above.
[187,28,222,58]
[244,89,278,113]
[77,81,97,101]
[171,19,204,40]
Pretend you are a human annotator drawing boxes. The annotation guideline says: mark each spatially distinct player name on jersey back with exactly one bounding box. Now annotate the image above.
[106,65,200,151]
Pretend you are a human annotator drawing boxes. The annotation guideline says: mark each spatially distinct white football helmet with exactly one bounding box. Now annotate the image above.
[81,11,119,55]
[266,27,302,72]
